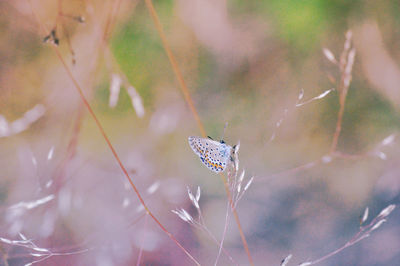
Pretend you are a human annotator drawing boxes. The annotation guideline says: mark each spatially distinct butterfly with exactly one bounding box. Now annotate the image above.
[188,136,235,173]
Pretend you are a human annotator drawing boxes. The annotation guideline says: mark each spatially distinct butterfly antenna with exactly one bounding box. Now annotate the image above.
[220,122,228,143]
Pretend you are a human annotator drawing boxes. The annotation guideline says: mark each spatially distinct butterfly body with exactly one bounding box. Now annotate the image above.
[188,136,233,173]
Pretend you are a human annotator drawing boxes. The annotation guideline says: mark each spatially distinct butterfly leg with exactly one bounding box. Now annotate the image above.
[230,145,236,162]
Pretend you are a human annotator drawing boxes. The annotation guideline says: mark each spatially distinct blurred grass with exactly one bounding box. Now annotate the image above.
[1,0,400,265]
[110,0,174,108]
[258,0,357,54]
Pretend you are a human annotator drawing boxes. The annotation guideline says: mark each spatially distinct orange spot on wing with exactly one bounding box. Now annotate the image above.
[204,156,223,169]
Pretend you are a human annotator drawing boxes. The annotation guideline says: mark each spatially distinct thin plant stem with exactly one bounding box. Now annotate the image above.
[102,0,124,43]
[0,244,9,266]
[144,0,206,138]
[53,104,85,193]
[144,1,254,265]
[136,213,149,266]
[221,172,254,265]
[197,209,238,265]
[258,158,322,182]
[215,201,231,266]
[129,212,147,228]
[330,89,347,154]
[56,0,76,63]
[330,31,354,154]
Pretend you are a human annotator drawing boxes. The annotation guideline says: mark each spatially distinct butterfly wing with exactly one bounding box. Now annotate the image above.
[188,136,231,173]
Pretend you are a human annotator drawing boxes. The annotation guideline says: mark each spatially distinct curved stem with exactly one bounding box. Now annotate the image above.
[144,1,254,264]
[28,1,200,265]
[144,0,206,138]
[53,47,199,266]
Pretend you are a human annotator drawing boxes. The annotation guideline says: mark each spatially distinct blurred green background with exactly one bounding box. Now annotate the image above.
[0,0,399,265]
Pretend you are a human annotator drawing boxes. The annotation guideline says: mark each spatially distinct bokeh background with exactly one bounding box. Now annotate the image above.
[0,0,399,265]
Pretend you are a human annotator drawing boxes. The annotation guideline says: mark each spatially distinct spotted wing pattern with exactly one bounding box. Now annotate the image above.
[188,136,231,173]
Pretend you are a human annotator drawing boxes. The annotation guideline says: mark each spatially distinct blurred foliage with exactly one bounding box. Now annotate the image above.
[110,1,174,107]
[1,0,400,265]
[254,0,361,55]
